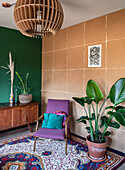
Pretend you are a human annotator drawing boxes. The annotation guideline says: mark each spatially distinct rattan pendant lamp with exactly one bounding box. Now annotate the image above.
[13,0,64,38]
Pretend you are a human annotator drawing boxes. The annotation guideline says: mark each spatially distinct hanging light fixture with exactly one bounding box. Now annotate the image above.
[12,0,64,38]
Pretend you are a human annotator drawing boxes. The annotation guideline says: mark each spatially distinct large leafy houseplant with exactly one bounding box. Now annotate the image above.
[73,78,125,144]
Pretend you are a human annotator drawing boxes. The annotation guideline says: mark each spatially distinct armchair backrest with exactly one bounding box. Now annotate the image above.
[46,99,70,116]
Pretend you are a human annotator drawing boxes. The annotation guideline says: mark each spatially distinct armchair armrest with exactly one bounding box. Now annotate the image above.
[35,114,44,122]
[64,116,70,125]
[34,114,44,132]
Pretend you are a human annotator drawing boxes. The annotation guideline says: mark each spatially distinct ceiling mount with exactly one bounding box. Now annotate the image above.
[2,2,15,8]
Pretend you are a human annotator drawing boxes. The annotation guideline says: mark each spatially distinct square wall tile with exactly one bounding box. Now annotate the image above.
[107,128,125,152]
[71,100,84,118]
[42,36,53,52]
[53,71,66,91]
[51,92,68,100]
[41,91,54,108]
[54,28,67,50]
[66,93,84,117]
[67,46,85,69]
[42,52,53,70]
[85,42,106,68]
[68,23,84,47]
[66,93,83,102]
[53,50,66,70]
[106,69,125,93]
[42,71,52,91]
[85,16,106,44]
[107,39,125,68]
[84,69,106,96]
[107,9,125,40]
[70,116,88,138]
[67,70,84,94]
[41,106,46,115]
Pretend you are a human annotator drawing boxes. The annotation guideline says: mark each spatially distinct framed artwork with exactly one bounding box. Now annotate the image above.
[88,44,102,67]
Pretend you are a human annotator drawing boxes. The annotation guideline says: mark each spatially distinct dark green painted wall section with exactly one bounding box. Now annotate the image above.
[0,26,42,104]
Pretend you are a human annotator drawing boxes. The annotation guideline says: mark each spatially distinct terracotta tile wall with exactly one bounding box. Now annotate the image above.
[42,9,125,151]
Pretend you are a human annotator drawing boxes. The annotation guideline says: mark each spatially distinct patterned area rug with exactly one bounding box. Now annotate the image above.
[0,133,124,170]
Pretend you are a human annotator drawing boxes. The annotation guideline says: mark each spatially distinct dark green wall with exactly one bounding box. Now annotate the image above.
[0,26,42,103]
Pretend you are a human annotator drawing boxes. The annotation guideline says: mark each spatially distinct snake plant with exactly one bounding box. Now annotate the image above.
[16,71,32,95]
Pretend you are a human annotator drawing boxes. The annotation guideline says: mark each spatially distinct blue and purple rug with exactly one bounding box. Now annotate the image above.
[0,134,124,170]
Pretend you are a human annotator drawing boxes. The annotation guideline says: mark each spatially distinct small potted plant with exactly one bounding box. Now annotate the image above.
[72,78,125,162]
[16,71,32,103]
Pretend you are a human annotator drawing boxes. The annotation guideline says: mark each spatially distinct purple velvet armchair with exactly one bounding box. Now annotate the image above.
[33,99,70,155]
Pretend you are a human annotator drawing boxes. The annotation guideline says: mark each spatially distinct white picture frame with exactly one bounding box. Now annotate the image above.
[88,44,102,67]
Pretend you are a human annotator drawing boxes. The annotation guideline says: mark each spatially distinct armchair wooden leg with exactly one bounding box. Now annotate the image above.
[65,124,68,155]
[65,139,67,155]
[33,137,37,151]
[69,128,71,140]
[68,122,71,139]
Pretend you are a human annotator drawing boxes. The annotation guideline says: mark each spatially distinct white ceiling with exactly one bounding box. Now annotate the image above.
[0,0,125,30]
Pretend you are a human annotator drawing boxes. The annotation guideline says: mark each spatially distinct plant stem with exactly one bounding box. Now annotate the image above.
[100,116,112,142]
[92,103,95,114]
[96,104,99,130]
[95,104,98,131]
[84,106,88,117]
[100,125,108,143]
[88,105,94,142]
[94,104,99,141]
[99,99,107,113]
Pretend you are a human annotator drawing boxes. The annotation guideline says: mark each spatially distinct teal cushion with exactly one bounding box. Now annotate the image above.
[42,113,64,129]
[42,113,50,128]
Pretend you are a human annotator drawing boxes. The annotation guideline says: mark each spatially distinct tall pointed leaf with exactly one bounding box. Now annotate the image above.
[108,78,125,106]
[86,80,103,104]
[72,97,85,107]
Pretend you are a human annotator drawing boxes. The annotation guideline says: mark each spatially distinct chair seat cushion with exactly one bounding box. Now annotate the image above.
[34,128,65,140]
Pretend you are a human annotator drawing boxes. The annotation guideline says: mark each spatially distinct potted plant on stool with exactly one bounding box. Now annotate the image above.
[73,78,125,162]
[16,71,32,103]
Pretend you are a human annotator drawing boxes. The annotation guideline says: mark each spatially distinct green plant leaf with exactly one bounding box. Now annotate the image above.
[77,116,89,121]
[77,119,87,124]
[72,97,85,107]
[104,131,111,136]
[105,106,115,110]
[107,110,125,127]
[91,113,95,120]
[95,130,102,134]
[86,80,103,104]
[108,121,120,129]
[115,106,125,111]
[108,78,125,106]
[100,116,109,128]
[86,127,90,131]
[83,97,93,104]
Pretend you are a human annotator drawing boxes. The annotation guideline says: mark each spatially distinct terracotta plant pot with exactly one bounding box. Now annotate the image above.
[19,94,32,103]
[86,135,108,162]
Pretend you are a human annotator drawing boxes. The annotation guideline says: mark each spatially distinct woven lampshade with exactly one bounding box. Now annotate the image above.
[14,0,64,38]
